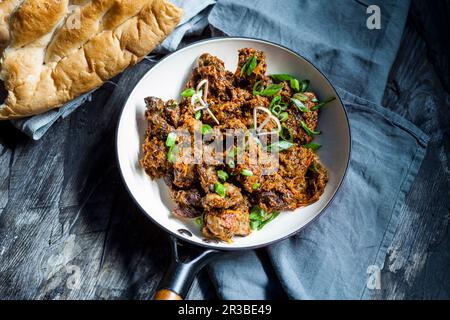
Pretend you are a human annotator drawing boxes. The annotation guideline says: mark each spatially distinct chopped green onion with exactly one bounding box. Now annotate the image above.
[195,215,204,227]
[312,97,319,103]
[300,120,320,136]
[227,160,236,169]
[249,206,280,230]
[280,125,293,142]
[214,182,226,198]
[259,84,283,97]
[291,98,309,113]
[167,145,178,163]
[165,132,177,147]
[290,78,300,92]
[194,111,201,120]
[312,97,336,111]
[217,170,228,182]
[269,96,281,109]
[270,74,295,82]
[308,162,320,174]
[201,124,213,135]
[300,79,310,92]
[270,105,283,116]
[293,93,309,101]
[303,143,322,151]
[240,54,258,77]
[278,112,289,122]
[181,88,195,97]
[252,183,261,190]
[266,140,294,152]
[252,80,264,96]
[241,169,254,177]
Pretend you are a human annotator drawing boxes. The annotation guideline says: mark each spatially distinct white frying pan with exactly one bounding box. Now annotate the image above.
[116,37,351,300]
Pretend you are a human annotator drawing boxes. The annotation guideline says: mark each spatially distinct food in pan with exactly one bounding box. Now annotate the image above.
[141,48,334,242]
[0,0,182,120]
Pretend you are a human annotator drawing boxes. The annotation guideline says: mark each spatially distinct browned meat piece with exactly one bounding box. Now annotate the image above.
[198,166,218,193]
[202,183,244,210]
[145,112,174,141]
[171,189,202,218]
[280,145,315,178]
[203,203,251,241]
[257,173,295,211]
[171,189,202,208]
[187,53,234,102]
[163,100,181,128]
[284,92,320,144]
[173,162,196,188]
[235,48,267,86]
[140,136,170,179]
[144,96,165,112]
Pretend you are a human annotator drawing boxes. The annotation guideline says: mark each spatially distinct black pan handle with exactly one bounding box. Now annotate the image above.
[154,236,221,300]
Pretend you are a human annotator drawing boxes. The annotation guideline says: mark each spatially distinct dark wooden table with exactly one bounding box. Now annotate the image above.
[0,0,449,300]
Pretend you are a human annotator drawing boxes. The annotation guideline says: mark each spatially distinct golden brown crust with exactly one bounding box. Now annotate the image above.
[0,0,183,120]
[10,0,68,48]
[0,0,21,52]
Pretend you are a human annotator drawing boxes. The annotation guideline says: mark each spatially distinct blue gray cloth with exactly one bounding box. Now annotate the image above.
[205,0,429,299]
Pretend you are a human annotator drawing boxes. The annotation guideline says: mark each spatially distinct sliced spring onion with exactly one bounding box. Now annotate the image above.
[259,84,283,97]
[252,183,261,190]
[269,96,281,109]
[290,78,300,92]
[227,160,236,169]
[270,74,295,82]
[181,88,195,97]
[312,97,336,111]
[280,125,293,142]
[291,98,309,113]
[241,169,254,177]
[217,170,228,182]
[195,215,204,227]
[252,80,264,96]
[278,112,289,122]
[165,132,177,147]
[270,104,283,116]
[293,93,309,101]
[249,206,280,230]
[308,162,320,174]
[303,143,322,150]
[214,182,226,197]
[194,111,201,120]
[201,124,213,135]
[300,79,310,92]
[167,145,178,163]
[266,140,294,152]
[300,120,320,136]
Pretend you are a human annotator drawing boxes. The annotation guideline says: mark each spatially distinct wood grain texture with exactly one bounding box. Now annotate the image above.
[0,0,448,300]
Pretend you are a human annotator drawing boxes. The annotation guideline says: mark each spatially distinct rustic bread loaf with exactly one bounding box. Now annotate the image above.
[0,0,182,120]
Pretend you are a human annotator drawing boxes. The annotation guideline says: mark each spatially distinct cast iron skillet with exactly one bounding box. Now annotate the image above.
[116,37,351,300]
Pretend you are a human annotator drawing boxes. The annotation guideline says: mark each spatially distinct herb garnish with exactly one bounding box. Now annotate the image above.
[181,88,195,97]
[240,54,258,77]
[300,120,320,136]
[312,97,336,110]
[249,206,280,230]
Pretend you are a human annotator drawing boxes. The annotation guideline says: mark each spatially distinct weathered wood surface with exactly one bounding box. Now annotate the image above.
[0,0,448,300]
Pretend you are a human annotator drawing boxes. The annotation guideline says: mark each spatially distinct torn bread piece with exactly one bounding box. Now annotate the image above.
[0,0,182,120]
